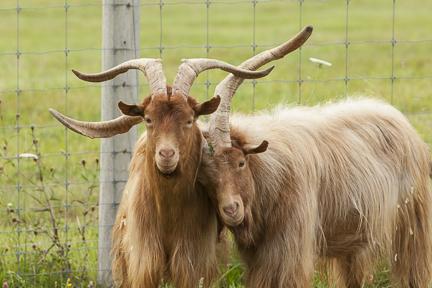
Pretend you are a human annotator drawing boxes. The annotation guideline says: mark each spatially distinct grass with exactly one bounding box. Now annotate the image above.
[0,0,431,287]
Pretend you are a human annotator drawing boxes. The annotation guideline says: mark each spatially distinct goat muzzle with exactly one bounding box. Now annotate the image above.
[155,145,179,175]
[219,197,244,227]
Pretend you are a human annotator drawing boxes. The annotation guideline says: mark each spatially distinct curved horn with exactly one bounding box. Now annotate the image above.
[72,58,167,98]
[49,108,142,139]
[209,25,313,148]
[172,58,275,99]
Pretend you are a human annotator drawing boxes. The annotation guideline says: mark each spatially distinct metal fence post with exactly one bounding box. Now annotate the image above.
[98,0,140,286]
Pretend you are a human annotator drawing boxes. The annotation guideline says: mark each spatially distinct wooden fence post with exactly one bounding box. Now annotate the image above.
[98,0,140,286]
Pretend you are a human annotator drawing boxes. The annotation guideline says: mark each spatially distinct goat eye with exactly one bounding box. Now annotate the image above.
[239,160,245,168]
[185,119,193,127]
[145,118,152,125]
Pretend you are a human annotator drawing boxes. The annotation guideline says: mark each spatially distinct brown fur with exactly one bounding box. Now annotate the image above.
[111,93,223,288]
[203,99,432,288]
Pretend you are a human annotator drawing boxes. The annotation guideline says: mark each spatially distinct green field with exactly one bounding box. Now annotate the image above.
[0,0,431,287]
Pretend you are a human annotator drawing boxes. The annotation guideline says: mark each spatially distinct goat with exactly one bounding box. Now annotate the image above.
[203,28,432,287]
[49,58,273,287]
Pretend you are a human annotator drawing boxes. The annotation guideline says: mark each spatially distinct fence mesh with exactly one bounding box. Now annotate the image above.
[0,0,431,287]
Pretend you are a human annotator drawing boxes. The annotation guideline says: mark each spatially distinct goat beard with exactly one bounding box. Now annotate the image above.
[157,166,179,178]
[152,159,181,178]
[231,208,255,248]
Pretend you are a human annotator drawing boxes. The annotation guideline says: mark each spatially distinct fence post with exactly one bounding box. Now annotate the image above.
[98,0,140,286]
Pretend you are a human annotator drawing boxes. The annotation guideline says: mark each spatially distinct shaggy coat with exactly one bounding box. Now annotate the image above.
[204,99,432,288]
[111,95,221,288]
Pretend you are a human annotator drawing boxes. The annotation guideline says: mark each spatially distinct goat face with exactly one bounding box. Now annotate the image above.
[212,140,268,226]
[120,93,220,176]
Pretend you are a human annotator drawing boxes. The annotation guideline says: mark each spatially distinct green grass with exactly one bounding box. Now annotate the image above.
[0,0,431,287]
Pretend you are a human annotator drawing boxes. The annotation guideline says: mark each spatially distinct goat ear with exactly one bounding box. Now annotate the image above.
[193,95,221,117]
[118,97,151,117]
[118,101,144,117]
[243,140,269,155]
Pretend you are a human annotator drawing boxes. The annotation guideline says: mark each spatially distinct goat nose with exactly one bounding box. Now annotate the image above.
[159,148,175,159]
[222,202,239,217]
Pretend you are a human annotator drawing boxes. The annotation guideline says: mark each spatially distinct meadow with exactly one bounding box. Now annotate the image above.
[0,0,431,287]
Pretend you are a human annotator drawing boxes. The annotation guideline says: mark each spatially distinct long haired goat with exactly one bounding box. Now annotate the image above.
[203,32,432,287]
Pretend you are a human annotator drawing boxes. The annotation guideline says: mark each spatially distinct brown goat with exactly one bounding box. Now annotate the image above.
[203,30,432,287]
[49,58,273,287]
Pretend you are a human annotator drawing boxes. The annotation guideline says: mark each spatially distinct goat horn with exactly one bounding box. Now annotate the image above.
[72,58,167,98]
[208,25,313,148]
[172,58,275,99]
[49,108,143,138]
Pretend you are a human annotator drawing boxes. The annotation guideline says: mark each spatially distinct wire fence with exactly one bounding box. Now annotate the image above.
[0,0,431,287]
